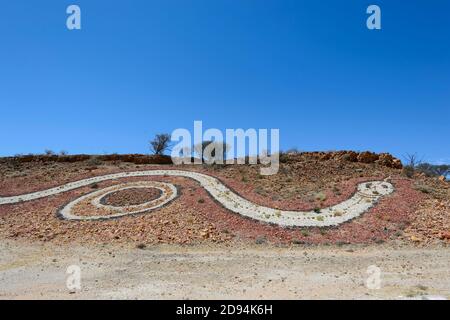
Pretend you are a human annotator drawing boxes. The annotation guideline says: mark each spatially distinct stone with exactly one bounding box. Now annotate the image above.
[357,151,379,164]
[392,159,403,169]
[439,232,450,240]
[341,151,358,162]
[376,153,403,169]
[0,169,394,228]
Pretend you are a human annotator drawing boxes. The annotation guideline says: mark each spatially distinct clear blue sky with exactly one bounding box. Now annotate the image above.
[0,1,449,163]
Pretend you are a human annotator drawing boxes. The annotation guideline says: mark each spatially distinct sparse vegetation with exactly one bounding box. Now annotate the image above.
[194,140,230,163]
[413,183,435,194]
[149,133,171,155]
[87,156,102,166]
[402,153,449,179]
[402,153,422,178]
[278,151,289,163]
[285,147,301,154]
[1,149,445,247]
[332,186,341,194]
[416,163,450,177]
[255,236,267,244]
[314,192,327,202]
[255,186,265,196]
[44,149,55,156]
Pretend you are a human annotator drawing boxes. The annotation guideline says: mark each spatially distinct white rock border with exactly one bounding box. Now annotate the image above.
[0,170,394,227]
[59,181,177,221]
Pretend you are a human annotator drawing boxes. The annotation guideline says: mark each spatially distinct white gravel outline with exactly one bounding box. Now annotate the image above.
[60,181,177,221]
[0,170,394,227]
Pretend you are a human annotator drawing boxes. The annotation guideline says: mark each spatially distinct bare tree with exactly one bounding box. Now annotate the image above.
[149,133,171,155]
[402,153,423,178]
[403,153,422,168]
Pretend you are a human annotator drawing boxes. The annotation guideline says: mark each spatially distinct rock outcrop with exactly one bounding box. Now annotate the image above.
[283,150,403,169]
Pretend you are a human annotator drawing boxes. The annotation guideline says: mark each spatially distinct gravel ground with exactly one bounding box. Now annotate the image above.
[102,188,162,206]
[0,239,448,300]
[1,159,442,245]
[1,156,449,245]
[0,155,448,300]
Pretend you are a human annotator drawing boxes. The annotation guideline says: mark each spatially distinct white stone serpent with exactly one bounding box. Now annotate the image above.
[0,170,394,227]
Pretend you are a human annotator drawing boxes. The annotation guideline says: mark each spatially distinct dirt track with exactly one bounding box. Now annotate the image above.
[0,157,448,299]
[1,240,448,300]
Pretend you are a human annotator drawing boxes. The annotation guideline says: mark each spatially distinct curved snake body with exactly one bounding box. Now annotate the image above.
[0,170,394,227]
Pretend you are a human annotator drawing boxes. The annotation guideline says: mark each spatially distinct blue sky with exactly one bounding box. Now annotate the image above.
[0,1,449,163]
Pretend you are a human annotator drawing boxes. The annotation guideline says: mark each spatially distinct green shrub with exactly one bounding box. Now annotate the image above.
[416,163,450,177]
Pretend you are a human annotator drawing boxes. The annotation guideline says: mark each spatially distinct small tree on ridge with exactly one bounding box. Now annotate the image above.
[150,133,171,155]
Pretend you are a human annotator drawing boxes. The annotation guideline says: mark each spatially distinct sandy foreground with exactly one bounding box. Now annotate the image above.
[0,240,448,300]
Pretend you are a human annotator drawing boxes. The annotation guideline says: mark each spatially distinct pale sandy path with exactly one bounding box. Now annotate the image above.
[0,240,448,300]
